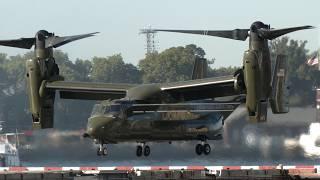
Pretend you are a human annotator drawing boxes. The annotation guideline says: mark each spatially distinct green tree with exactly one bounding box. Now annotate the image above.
[0,53,8,84]
[51,51,94,129]
[270,37,316,105]
[208,66,239,77]
[53,50,79,81]
[91,54,141,83]
[139,44,205,83]
[0,52,34,130]
[185,44,205,58]
[5,55,26,87]
[73,59,92,81]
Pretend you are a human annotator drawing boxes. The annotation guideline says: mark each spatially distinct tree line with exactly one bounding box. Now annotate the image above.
[0,37,318,131]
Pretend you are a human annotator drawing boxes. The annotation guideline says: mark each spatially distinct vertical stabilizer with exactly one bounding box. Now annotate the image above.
[191,57,208,80]
[269,54,289,114]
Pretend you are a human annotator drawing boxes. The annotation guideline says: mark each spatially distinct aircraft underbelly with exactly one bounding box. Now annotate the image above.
[107,112,224,142]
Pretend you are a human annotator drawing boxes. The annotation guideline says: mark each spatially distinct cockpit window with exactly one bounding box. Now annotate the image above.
[91,104,104,116]
[104,105,121,113]
[91,100,135,116]
[114,100,134,106]
[104,106,111,114]
[110,105,121,112]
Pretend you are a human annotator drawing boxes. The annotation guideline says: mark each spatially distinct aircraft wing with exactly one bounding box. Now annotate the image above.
[160,75,239,101]
[45,75,238,101]
[45,81,136,100]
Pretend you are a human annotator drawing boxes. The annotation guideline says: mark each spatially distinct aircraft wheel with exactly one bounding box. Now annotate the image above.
[195,144,203,155]
[203,144,211,155]
[144,145,151,156]
[97,147,102,156]
[102,147,108,156]
[136,145,143,157]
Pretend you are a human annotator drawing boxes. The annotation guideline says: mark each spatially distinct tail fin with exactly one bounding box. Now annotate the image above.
[269,54,289,114]
[191,57,208,80]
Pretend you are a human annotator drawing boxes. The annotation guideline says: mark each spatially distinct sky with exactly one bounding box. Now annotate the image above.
[0,0,318,67]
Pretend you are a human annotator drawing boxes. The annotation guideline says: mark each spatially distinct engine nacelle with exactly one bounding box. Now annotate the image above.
[243,50,267,123]
[269,54,289,114]
[26,59,55,129]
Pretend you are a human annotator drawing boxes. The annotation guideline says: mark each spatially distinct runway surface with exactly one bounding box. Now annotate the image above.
[18,107,320,167]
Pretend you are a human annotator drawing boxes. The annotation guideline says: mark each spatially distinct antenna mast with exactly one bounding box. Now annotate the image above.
[140,27,157,55]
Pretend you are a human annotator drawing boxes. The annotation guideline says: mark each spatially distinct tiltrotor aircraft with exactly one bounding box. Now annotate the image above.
[153,21,314,122]
[0,21,313,157]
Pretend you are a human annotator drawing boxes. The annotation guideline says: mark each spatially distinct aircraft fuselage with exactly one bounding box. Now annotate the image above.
[85,100,237,144]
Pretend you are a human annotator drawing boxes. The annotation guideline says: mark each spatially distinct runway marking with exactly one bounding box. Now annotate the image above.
[0,167,9,172]
[151,166,169,170]
[169,166,188,170]
[133,166,152,171]
[315,165,320,174]
[44,167,63,171]
[62,167,80,171]
[259,166,276,170]
[27,167,44,171]
[187,166,205,170]
[80,167,98,170]
[8,167,28,172]
[98,167,116,171]
[223,166,241,170]
[0,165,318,175]
[115,166,133,171]
[241,166,259,170]
[282,165,296,169]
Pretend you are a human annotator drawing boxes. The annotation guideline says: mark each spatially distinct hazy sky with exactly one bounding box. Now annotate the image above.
[0,0,318,67]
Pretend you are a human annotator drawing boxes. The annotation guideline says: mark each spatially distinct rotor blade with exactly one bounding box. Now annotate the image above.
[45,32,99,48]
[258,25,314,40]
[153,29,249,41]
[0,38,35,49]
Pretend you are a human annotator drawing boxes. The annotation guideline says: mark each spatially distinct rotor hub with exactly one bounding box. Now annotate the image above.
[250,21,269,32]
[36,30,53,41]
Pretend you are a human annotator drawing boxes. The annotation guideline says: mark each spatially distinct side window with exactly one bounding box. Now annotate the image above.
[104,106,110,114]
[91,104,102,116]
[111,105,120,112]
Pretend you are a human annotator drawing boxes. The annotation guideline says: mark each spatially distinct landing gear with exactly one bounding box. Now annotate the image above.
[136,144,151,157]
[203,144,211,155]
[195,144,203,155]
[97,147,102,156]
[97,143,108,156]
[102,147,108,156]
[144,145,150,156]
[195,143,211,155]
[136,145,143,157]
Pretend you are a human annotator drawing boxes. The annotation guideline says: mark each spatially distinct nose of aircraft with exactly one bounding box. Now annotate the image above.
[85,116,115,138]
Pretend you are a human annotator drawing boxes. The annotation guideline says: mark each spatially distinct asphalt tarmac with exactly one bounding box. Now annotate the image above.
[19,107,320,167]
